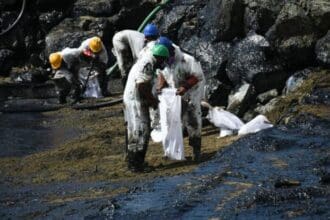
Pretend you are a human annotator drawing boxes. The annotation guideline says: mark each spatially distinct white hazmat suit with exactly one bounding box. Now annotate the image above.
[158,45,205,160]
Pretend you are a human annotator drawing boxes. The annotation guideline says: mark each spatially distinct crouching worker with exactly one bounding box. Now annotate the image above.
[123,44,169,172]
[49,51,81,104]
[156,37,205,162]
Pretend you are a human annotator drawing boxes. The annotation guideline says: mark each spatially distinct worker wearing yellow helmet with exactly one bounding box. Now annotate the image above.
[78,36,110,96]
[49,48,82,104]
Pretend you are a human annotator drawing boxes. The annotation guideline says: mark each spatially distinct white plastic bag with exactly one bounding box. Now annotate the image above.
[207,107,244,137]
[238,115,273,135]
[158,88,185,160]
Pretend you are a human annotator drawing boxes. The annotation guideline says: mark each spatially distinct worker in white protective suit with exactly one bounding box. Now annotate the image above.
[124,44,169,172]
[77,36,109,97]
[49,36,109,103]
[112,23,159,87]
[156,37,205,161]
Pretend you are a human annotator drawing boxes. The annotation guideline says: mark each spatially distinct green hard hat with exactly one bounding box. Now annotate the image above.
[152,44,169,58]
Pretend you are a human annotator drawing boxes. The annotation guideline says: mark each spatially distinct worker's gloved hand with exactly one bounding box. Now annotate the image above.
[176,86,187,96]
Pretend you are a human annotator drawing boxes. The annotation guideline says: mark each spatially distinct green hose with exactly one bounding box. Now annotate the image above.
[106,0,171,76]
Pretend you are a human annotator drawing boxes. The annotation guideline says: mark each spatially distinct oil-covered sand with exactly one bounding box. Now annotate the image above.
[0,70,329,219]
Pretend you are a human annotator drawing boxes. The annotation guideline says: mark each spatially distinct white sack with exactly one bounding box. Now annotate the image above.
[238,115,273,135]
[158,88,185,160]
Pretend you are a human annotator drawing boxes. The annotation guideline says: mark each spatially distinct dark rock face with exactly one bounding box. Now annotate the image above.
[226,33,286,93]
[39,11,65,33]
[72,0,117,17]
[244,0,284,35]
[199,0,245,42]
[45,17,112,57]
[300,0,330,35]
[265,3,318,69]
[0,49,14,76]
[315,31,330,67]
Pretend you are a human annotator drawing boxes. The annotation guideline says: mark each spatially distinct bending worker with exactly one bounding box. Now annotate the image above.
[112,23,159,87]
[156,37,205,162]
[123,44,169,172]
[49,36,109,103]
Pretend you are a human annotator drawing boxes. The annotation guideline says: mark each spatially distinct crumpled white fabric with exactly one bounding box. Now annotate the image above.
[206,106,244,136]
[238,115,273,135]
[152,88,185,160]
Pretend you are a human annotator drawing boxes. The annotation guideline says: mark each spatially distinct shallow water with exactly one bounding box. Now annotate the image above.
[0,113,81,157]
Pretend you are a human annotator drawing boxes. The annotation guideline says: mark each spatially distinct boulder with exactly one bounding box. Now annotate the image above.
[35,0,74,11]
[266,3,318,69]
[226,33,286,93]
[315,31,330,67]
[255,97,281,115]
[72,0,117,17]
[199,0,244,42]
[45,16,113,57]
[244,0,285,35]
[283,68,313,95]
[257,89,278,104]
[0,49,14,76]
[227,83,255,116]
[181,36,232,106]
[39,10,65,33]
[299,0,330,34]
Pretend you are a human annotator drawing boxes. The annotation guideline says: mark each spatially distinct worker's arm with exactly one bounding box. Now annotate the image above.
[138,82,159,108]
[177,74,199,96]
[156,72,168,94]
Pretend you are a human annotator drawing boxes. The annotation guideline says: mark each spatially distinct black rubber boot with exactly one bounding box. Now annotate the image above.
[189,137,201,162]
[127,151,145,172]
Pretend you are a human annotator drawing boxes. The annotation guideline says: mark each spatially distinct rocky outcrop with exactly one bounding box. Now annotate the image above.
[72,0,117,17]
[0,49,14,76]
[45,16,113,57]
[315,31,330,67]
[265,3,318,69]
[299,0,330,34]
[199,0,245,42]
[244,0,284,35]
[226,33,286,93]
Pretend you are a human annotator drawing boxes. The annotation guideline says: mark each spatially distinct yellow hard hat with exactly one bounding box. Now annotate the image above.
[89,36,102,53]
[49,52,62,70]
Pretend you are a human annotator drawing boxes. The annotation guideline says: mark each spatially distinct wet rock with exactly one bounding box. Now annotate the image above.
[45,16,112,57]
[11,68,48,83]
[226,33,286,93]
[227,83,254,116]
[283,68,313,94]
[265,3,318,69]
[181,36,232,106]
[248,130,292,152]
[244,0,284,35]
[255,187,326,203]
[257,89,278,104]
[199,0,244,42]
[72,0,117,18]
[155,3,193,42]
[39,11,65,33]
[35,0,74,11]
[315,30,330,67]
[299,0,330,34]
[0,49,14,76]
[319,172,330,184]
[255,97,280,115]
[286,113,330,136]
[274,178,301,188]
[302,86,330,106]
